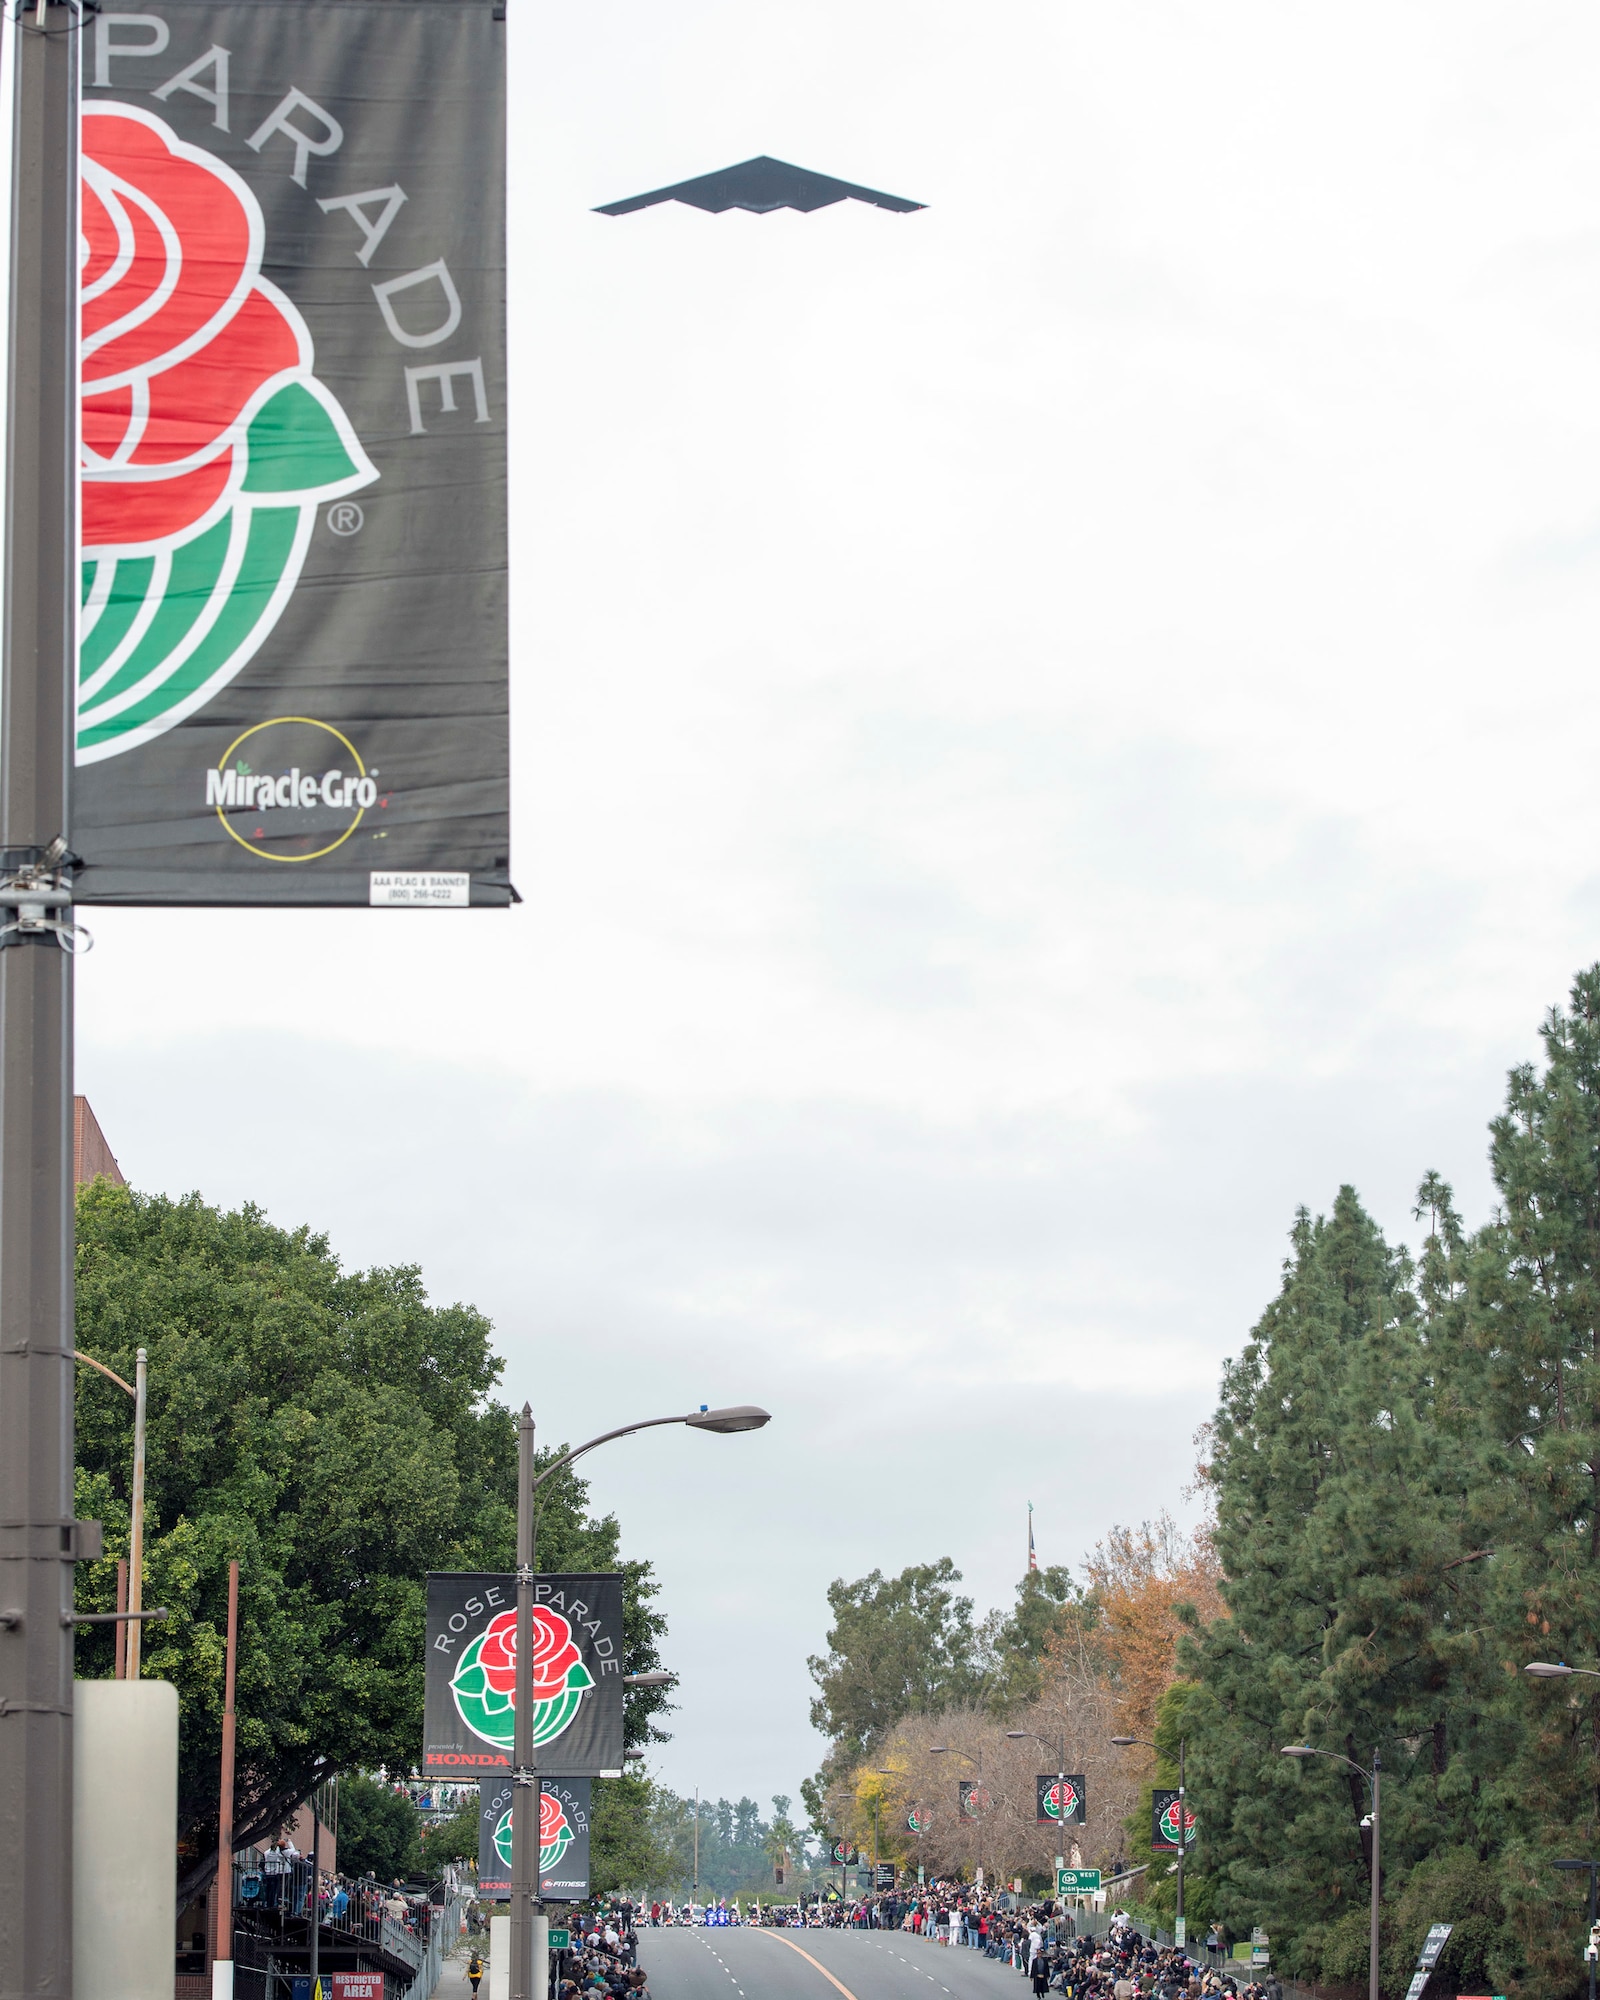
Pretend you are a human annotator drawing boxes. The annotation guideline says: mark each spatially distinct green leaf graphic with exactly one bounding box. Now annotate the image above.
[243,380,360,494]
[78,507,301,755]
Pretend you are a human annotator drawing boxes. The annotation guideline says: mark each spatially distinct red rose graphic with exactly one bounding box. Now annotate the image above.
[539,1791,565,1845]
[80,104,306,552]
[479,1607,586,1702]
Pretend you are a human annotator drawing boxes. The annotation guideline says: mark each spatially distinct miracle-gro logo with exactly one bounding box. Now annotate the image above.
[207,714,379,861]
[207,766,376,811]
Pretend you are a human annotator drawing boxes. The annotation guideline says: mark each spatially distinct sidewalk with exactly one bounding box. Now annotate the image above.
[432,1948,478,2000]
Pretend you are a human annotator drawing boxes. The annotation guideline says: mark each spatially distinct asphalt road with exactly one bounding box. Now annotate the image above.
[640,1926,1034,2000]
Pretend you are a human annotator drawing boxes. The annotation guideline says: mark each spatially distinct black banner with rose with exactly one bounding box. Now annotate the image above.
[477,1777,592,1901]
[75,0,508,905]
[1034,1774,1087,1825]
[958,1780,992,1820]
[1151,1789,1197,1850]
[422,1573,625,1776]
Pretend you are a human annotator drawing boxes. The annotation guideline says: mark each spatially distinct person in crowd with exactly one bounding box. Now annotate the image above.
[262,1836,297,1912]
[467,1951,483,1998]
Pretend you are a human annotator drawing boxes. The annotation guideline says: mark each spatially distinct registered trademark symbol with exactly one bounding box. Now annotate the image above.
[327,501,364,537]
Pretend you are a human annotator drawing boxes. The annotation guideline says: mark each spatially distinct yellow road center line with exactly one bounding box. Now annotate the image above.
[753,1930,867,2000]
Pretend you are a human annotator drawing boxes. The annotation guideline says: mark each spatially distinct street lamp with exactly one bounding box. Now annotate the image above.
[1552,1859,1600,2000]
[1008,1730,1075,1916]
[1111,1734,1191,1950]
[823,1788,863,1905]
[930,1744,988,1891]
[1527,1670,1600,2000]
[507,1403,770,2000]
[879,1773,929,1887]
[73,1345,150,1676]
[867,1770,908,1902]
[1280,1745,1380,2000]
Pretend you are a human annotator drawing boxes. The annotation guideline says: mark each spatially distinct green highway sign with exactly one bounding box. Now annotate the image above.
[1056,1868,1101,1895]
[548,1931,571,1950]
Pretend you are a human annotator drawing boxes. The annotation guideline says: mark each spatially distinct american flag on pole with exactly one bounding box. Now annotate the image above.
[1028,1502,1038,1572]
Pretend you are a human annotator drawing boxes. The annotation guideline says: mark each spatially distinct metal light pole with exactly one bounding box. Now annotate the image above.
[1553,1858,1600,2000]
[309,1796,322,1995]
[1112,1733,1190,1948]
[871,1771,909,1901]
[1526,1667,1600,2000]
[72,1344,149,1672]
[0,0,81,1983]
[1281,1745,1379,2000]
[214,1558,241,2000]
[73,1346,150,1680]
[507,1403,769,2000]
[1008,1730,1071,1915]
[930,1745,985,1892]
[126,1346,148,1677]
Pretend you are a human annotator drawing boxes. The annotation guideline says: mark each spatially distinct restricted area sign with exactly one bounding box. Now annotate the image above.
[1057,1868,1101,1895]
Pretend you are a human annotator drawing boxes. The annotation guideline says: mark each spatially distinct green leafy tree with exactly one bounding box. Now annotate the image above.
[336,1774,421,1882]
[590,1773,680,1895]
[765,1794,802,1886]
[975,1565,1088,1710]
[807,1558,981,1761]
[420,1800,478,1876]
[70,1184,668,1909]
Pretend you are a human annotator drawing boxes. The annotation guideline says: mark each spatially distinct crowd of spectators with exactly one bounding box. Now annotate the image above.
[554,1901,650,2000]
[475,1881,1283,2000]
[632,1880,1281,2000]
[242,1840,441,1950]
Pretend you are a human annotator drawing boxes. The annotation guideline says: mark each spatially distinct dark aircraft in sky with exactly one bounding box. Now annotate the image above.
[596,156,925,217]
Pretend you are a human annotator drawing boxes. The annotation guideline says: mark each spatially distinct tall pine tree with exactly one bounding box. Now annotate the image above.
[1187,1186,1504,1985]
[1464,968,1600,1993]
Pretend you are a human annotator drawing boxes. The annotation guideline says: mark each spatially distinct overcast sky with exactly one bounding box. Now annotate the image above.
[67,0,1600,1811]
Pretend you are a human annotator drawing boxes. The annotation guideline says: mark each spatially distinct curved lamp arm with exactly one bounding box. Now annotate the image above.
[75,1349,133,1398]
[1280,1745,1372,1789]
[531,1406,770,1496]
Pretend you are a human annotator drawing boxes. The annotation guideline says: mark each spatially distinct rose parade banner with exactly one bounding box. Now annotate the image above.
[958,1780,991,1820]
[75,0,509,905]
[1035,1774,1087,1825]
[423,1574,625,1775]
[476,1777,592,1901]
[1151,1790,1197,1850]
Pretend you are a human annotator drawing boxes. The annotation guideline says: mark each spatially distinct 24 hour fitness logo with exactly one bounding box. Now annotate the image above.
[206,717,380,862]
[493,1792,575,1875]
[1042,1780,1080,1822]
[78,103,376,765]
[449,1605,595,1754]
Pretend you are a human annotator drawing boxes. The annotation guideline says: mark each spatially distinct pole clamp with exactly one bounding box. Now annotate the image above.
[0,840,90,953]
[0,1699,71,1716]
[515,1565,536,1585]
[512,1769,538,1787]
